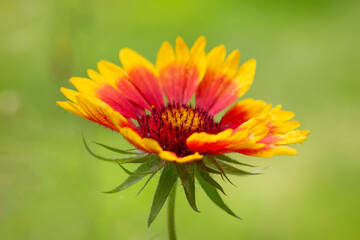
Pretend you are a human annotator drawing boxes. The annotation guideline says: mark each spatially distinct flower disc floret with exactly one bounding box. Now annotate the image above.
[137,103,221,157]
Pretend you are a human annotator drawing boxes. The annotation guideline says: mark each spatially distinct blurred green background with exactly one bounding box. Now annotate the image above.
[1,0,359,239]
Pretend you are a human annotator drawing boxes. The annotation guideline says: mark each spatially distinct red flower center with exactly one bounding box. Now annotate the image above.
[137,103,221,157]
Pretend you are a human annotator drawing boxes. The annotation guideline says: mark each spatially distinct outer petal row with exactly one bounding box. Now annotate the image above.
[62,37,257,121]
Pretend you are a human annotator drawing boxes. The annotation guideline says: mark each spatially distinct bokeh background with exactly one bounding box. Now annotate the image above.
[1,0,359,239]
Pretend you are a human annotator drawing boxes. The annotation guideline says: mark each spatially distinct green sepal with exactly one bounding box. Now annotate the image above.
[176,163,199,212]
[82,134,147,163]
[136,163,165,196]
[215,162,261,176]
[116,159,162,176]
[104,155,162,194]
[205,155,261,176]
[208,156,235,185]
[195,169,241,219]
[197,160,221,175]
[215,154,256,167]
[195,163,225,195]
[92,141,138,155]
[148,163,178,227]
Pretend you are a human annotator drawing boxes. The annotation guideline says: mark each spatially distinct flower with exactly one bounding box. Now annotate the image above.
[57,37,309,225]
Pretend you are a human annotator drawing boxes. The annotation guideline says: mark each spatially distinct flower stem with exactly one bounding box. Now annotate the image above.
[167,182,177,240]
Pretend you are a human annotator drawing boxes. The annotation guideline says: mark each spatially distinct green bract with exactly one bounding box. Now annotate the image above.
[82,135,262,226]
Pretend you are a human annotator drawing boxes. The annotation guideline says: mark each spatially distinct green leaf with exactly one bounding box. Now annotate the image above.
[197,160,221,175]
[82,134,147,163]
[215,154,256,167]
[195,170,241,219]
[205,156,261,176]
[195,164,225,195]
[136,164,164,196]
[148,163,178,227]
[116,159,162,176]
[104,155,162,194]
[216,162,261,176]
[176,163,199,212]
[208,156,234,185]
[92,141,137,155]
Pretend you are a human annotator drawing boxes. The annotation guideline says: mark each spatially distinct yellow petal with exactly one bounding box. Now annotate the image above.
[222,50,241,78]
[60,87,79,103]
[175,37,189,63]
[143,138,163,153]
[87,69,103,84]
[120,48,157,75]
[70,77,98,97]
[189,36,206,64]
[252,146,297,157]
[158,151,203,163]
[187,128,233,144]
[277,130,309,145]
[156,41,175,70]
[57,101,85,118]
[75,95,112,126]
[97,60,125,87]
[206,45,226,72]
[234,59,256,97]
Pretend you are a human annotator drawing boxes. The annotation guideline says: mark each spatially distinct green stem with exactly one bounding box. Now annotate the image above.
[167,182,177,240]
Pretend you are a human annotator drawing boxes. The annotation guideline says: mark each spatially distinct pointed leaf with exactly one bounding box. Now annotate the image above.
[216,162,261,176]
[195,170,241,219]
[205,155,260,176]
[92,141,137,155]
[104,155,162,193]
[82,134,147,163]
[136,164,164,196]
[177,164,199,212]
[208,155,235,185]
[215,154,256,167]
[197,160,221,174]
[116,159,163,176]
[148,163,178,227]
[196,164,225,195]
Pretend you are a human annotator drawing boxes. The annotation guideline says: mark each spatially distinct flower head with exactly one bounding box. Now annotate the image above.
[57,37,309,224]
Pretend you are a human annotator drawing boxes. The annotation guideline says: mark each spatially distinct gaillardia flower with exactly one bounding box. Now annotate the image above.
[57,37,308,230]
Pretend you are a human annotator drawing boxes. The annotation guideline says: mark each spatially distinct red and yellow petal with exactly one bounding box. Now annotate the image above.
[221,98,309,157]
[120,48,164,108]
[221,98,269,129]
[97,60,152,114]
[156,37,206,104]
[64,57,163,118]
[65,64,145,119]
[196,44,256,115]
[187,116,269,155]
[57,92,133,131]
[117,127,163,153]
